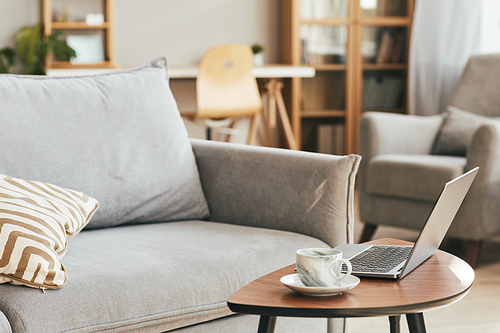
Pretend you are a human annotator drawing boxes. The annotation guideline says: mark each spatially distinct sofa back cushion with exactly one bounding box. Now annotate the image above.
[0,58,210,229]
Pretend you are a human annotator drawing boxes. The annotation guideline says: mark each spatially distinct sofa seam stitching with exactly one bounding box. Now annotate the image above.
[64,301,229,332]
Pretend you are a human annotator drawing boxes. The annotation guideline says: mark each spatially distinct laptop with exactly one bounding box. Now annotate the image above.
[335,167,479,280]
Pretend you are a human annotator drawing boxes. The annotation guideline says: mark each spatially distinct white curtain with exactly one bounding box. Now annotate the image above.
[408,0,481,116]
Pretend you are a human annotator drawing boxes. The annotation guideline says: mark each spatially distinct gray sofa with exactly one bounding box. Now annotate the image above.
[0,58,360,332]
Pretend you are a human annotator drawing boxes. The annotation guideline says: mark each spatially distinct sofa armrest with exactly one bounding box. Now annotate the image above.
[454,122,500,238]
[190,139,361,247]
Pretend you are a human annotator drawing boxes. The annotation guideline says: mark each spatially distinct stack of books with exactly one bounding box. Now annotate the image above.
[317,124,344,155]
[363,75,403,110]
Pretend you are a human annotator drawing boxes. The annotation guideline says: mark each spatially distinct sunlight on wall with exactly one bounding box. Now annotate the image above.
[480,0,500,54]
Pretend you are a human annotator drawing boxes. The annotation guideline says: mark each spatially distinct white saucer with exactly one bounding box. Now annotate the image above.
[280,273,360,296]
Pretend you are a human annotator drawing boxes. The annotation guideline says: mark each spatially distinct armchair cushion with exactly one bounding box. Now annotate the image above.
[366,154,466,202]
[0,58,210,229]
[432,106,499,156]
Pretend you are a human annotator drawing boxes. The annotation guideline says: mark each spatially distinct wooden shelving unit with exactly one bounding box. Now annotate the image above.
[280,0,414,154]
[42,0,115,69]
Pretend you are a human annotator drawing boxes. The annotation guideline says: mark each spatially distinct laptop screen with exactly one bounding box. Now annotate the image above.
[399,167,478,279]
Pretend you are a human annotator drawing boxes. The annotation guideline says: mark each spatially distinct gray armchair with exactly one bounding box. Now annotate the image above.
[358,53,500,267]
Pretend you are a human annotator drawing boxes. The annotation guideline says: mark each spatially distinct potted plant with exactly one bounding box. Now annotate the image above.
[15,23,76,75]
[251,43,264,66]
[0,46,15,73]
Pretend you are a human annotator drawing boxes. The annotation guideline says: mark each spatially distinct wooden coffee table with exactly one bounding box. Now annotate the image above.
[227,238,474,333]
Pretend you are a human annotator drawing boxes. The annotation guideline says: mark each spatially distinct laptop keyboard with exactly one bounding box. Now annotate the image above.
[343,245,412,273]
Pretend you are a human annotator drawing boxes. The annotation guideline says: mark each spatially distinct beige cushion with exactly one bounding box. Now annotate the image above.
[366,154,466,202]
[0,174,99,290]
[432,106,500,156]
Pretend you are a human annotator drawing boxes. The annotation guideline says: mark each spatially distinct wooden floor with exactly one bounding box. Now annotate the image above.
[350,218,500,333]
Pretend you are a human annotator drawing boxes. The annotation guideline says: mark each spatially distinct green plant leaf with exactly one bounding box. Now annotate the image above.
[251,43,264,54]
[0,46,16,73]
[15,24,45,74]
[15,23,75,75]
[48,31,76,61]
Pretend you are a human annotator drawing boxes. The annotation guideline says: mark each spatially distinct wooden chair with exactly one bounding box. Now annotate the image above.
[189,44,270,144]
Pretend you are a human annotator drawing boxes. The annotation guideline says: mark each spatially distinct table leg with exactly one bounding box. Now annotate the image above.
[389,315,401,333]
[275,85,298,150]
[260,78,298,150]
[406,313,427,333]
[247,113,261,145]
[267,80,277,129]
[259,103,275,147]
[257,315,277,333]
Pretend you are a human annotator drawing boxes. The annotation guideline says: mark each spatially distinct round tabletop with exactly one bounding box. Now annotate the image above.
[227,238,475,318]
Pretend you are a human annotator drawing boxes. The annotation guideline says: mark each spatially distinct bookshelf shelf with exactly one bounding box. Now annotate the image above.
[363,64,407,70]
[51,22,111,30]
[300,19,350,25]
[313,64,347,71]
[280,0,415,153]
[360,17,412,26]
[302,110,346,118]
[50,61,115,69]
[43,0,115,70]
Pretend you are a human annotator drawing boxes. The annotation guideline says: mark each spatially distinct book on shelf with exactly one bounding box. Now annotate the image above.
[363,75,403,110]
[317,124,344,155]
[300,0,348,19]
[375,28,406,64]
[300,25,347,65]
[376,30,393,64]
[377,0,407,17]
[390,30,406,63]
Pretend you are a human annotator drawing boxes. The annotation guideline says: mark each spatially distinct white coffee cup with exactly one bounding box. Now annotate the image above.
[296,248,352,287]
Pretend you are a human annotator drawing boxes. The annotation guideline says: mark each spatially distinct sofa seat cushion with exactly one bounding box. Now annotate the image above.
[0,58,209,229]
[366,154,467,202]
[0,221,327,333]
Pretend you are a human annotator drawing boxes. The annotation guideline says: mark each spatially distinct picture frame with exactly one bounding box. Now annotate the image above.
[66,35,105,64]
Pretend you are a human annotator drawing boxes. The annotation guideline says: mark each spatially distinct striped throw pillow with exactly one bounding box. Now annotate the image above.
[0,174,99,290]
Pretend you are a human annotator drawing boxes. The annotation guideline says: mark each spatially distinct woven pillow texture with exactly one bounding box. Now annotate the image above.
[0,174,99,290]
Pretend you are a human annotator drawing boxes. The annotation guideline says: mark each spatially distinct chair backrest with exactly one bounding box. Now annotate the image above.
[196,44,262,119]
[450,53,500,117]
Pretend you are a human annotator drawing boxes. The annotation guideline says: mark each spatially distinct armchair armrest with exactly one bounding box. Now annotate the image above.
[190,139,361,247]
[454,122,500,239]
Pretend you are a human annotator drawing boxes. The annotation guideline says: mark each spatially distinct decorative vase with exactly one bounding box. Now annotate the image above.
[253,53,264,66]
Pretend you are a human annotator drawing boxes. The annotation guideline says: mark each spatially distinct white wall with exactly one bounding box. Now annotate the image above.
[115,0,279,67]
[1,0,41,72]
[1,0,280,143]
[479,0,500,54]
[0,0,280,67]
